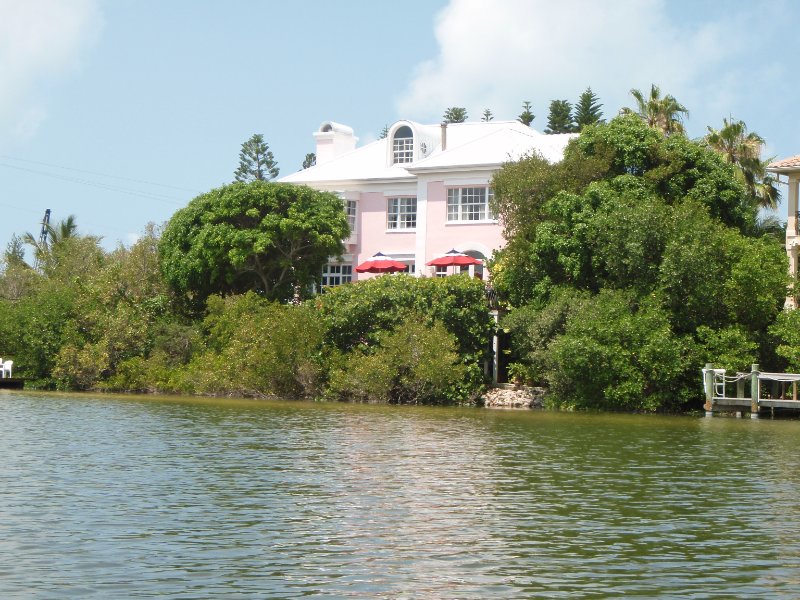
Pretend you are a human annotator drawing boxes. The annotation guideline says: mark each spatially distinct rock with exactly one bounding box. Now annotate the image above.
[482,385,544,409]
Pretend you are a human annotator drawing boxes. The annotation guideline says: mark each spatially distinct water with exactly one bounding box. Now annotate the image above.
[2,391,800,598]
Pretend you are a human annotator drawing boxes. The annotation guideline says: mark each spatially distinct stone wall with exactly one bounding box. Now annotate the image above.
[482,385,544,409]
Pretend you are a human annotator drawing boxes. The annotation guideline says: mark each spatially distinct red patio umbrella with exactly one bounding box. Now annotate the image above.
[426,249,483,267]
[355,252,408,273]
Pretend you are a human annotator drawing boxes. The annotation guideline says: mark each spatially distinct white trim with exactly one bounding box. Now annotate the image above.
[415,176,428,278]
[445,220,499,226]
[383,189,416,197]
[443,177,492,187]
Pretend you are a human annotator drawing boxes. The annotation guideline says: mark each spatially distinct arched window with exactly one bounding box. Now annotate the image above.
[392,126,414,164]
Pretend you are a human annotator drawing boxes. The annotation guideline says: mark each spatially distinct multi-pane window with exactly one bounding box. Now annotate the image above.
[321,264,352,288]
[387,197,417,229]
[344,199,356,231]
[447,187,496,221]
[402,262,416,274]
[392,126,414,164]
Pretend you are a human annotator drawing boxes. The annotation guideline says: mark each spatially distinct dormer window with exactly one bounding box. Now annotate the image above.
[392,126,414,164]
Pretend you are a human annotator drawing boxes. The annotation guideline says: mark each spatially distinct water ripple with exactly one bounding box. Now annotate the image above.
[1,392,800,598]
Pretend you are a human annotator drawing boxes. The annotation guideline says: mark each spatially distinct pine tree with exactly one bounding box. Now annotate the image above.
[378,124,389,139]
[481,108,494,122]
[443,107,468,123]
[302,153,316,169]
[517,101,535,126]
[544,100,575,134]
[574,87,604,131]
[234,133,279,182]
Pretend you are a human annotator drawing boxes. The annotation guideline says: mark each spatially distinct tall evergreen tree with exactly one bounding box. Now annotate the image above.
[378,124,389,139]
[574,87,604,131]
[517,101,535,126]
[234,133,279,182]
[443,107,468,123]
[302,153,316,170]
[481,108,494,122]
[544,100,575,134]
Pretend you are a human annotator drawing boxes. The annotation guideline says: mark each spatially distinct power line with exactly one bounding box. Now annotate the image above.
[0,155,203,195]
[0,161,188,205]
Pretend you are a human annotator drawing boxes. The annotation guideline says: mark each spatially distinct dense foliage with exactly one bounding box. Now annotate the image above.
[493,113,788,411]
[0,228,491,404]
[159,182,349,306]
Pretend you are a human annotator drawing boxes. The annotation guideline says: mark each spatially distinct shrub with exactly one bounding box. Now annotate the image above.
[183,294,326,398]
[545,290,685,411]
[327,316,470,404]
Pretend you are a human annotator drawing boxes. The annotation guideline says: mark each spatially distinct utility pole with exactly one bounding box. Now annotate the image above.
[33,208,51,271]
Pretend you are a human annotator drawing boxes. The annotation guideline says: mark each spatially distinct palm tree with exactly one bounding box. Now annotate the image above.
[624,84,688,136]
[705,118,779,209]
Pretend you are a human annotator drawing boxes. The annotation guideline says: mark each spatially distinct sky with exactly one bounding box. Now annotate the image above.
[1,0,799,255]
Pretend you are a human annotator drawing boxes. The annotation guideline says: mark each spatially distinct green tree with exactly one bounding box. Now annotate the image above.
[544,100,575,134]
[234,133,279,182]
[490,111,786,410]
[481,108,494,122]
[302,152,316,169]
[574,87,603,131]
[443,107,468,123]
[159,181,349,305]
[4,235,26,267]
[517,101,535,126]
[624,84,688,136]
[378,124,389,139]
[705,117,778,209]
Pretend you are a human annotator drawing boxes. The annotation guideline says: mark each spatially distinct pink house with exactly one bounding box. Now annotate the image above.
[281,119,574,287]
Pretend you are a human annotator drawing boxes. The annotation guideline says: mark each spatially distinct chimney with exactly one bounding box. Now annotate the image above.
[440,122,448,151]
[313,122,358,165]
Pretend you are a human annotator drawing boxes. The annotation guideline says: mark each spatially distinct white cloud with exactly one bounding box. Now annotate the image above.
[0,0,103,141]
[397,0,756,132]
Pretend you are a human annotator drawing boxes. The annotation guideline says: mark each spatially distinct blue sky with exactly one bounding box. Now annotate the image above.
[1,0,798,255]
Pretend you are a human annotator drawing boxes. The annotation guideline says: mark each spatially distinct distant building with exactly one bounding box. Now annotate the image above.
[280,120,574,287]
[767,155,800,307]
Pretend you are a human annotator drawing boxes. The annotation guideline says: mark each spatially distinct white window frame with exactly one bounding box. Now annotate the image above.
[392,128,414,164]
[387,196,417,230]
[321,263,352,288]
[344,199,357,231]
[446,186,497,222]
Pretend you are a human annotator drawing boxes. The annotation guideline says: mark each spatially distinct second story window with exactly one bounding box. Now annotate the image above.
[447,187,496,222]
[344,199,357,231]
[392,126,414,164]
[387,196,417,230]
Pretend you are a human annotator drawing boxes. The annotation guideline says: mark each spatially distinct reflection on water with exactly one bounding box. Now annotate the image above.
[2,391,800,597]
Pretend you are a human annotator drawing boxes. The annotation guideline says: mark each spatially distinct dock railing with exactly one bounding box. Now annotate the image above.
[703,363,800,417]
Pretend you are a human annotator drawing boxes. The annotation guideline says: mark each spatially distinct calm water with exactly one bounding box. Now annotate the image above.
[2,392,800,598]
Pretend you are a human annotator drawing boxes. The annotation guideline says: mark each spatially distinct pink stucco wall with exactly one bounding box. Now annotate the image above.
[424,181,504,262]
[352,181,505,281]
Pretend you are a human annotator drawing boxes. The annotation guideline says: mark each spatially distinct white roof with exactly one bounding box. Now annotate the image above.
[280,120,576,185]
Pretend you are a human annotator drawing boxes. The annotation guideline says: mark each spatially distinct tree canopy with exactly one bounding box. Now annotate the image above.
[443,107,468,123]
[624,84,688,136]
[705,117,778,209]
[517,101,535,126]
[234,134,279,182]
[491,113,786,411]
[574,87,603,131]
[159,181,349,304]
[544,100,576,134]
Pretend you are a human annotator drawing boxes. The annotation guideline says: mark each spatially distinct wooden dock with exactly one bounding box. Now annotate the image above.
[0,378,24,389]
[703,363,800,417]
